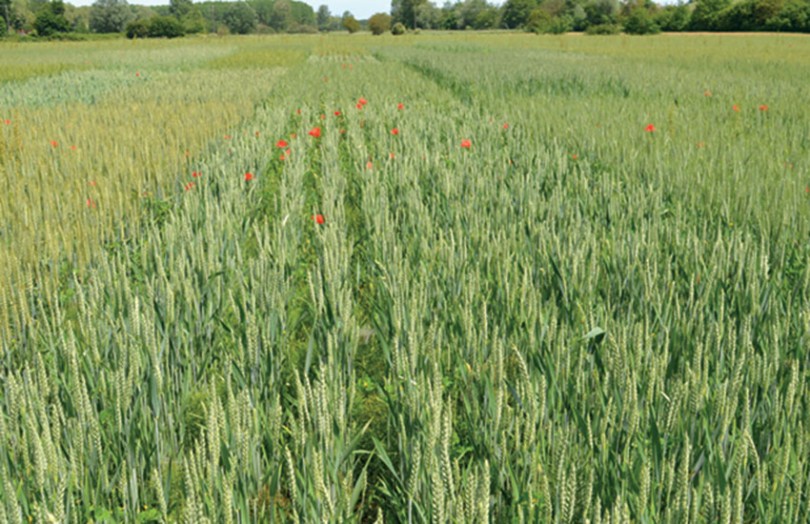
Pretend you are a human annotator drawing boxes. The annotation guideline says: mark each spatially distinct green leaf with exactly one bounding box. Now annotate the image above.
[583,326,606,342]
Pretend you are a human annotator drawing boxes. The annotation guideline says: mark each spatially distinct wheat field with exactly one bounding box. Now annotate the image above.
[0,32,808,523]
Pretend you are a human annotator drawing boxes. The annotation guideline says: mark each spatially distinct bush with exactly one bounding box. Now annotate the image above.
[368,12,391,35]
[623,8,661,34]
[585,22,621,34]
[147,15,184,38]
[125,18,149,38]
[391,22,406,35]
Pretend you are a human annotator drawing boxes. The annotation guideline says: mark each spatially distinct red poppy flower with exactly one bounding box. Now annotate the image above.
[358,97,368,106]
[86,198,96,208]
[732,104,740,112]
[224,135,231,140]
[290,133,297,139]
[339,129,346,134]
[366,161,373,170]
[50,140,58,148]
[460,139,471,149]
[356,103,363,110]
[502,123,509,130]
[88,180,97,187]
[391,128,399,135]
[320,114,326,120]
[759,104,768,111]
[3,119,10,125]
[309,127,321,138]
[312,214,325,225]
[192,171,202,178]
[571,154,578,160]
[276,139,288,148]
[296,109,301,115]
[389,152,395,159]
[280,153,286,161]
[184,182,195,191]
[334,110,341,116]
[244,172,254,181]
[136,72,140,77]
[645,124,655,132]
[704,90,712,97]
[397,103,404,110]
[70,145,77,151]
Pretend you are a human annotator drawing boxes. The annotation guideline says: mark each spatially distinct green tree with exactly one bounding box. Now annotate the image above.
[690,0,731,29]
[147,14,184,36]
[584,0,619,26]
[222,1,256,33]
[1,0,12,33]
[368,11,391,34]
[342,10,359,31]
[89,0,131,32]
[289,0,314,26]
[125,17,148,36]
[655,4,690,31]
[623,6,660,33]
[502,0,537,28]
[168,0,192,18]
[269,0,291,30]
[33,0,69,35]
[414,1,440,28]
[316,3,330,30]
[392,0,426,28]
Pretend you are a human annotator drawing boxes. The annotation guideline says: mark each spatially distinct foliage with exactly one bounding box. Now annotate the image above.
[342,11,359,32]
[623,6,660,34]
[502,0,536,28]
[222,2,257,34]
[392,0,426,28]
[146,14,184,37]
[168,0,192,18]
[391,20,406,33]
[33,0,69,35]
[124,16,147,37]
[655,4,690,31]
[369,12,392,34]
[690,0,732,30]
[316,3,329,30]
[584,21,620,32]
[89,0,131,33]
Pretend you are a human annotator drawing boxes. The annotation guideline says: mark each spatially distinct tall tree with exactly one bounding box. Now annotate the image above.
[392,0,426,28]
[269,0,291,30]
[1,0,11,33]
[89,0,131,32]
[222,1,256,33]
[316,3,329,30]
[501,0,537,28]
[341,10,359,31]
[169,0,192,18]
[34,0,69,35]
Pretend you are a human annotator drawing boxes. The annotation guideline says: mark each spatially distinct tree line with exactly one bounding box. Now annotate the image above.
[1,0,808,38]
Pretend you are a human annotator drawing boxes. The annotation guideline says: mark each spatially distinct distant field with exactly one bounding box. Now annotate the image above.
[0,33,808,522]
